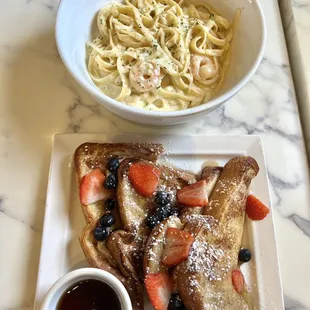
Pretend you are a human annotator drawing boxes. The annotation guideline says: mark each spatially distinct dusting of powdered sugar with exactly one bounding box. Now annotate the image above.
[183,214,218,231]
[214,178,238,195]
[183,214,232,296]
[187,237,231,281]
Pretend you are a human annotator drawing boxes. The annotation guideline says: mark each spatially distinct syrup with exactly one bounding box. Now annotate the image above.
[57,279,121,310]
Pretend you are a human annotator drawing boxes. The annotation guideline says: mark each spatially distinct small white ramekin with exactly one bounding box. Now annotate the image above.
[40,268,132,310]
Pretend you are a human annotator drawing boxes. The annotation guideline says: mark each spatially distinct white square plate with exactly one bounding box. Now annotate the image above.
[34,133,284,310]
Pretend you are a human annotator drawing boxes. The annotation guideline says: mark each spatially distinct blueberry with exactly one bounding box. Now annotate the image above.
[105,198,116,210]
[107,158,120,172]
[169,207,180,216]
[104,174,117,189]
[93,226,109,241]
[168,293,185,310]
[238,248,252,262]
[155,191,171,206]
[155,206,170,221]
[146,215,160,229]
[100,213,116,227]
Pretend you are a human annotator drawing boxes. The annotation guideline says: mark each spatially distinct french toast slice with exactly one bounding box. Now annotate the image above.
[75,142,164,309]
[176,156,259,310]
[74,142,164,223]
[118,158,197,235]
[114,158,196,281]
[143,166,222,278]
[74,142,197,309]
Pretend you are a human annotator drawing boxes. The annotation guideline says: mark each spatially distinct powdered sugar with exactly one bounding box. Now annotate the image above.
[187,236,230,282]
[214,178,238,195]
[183,214,218,231]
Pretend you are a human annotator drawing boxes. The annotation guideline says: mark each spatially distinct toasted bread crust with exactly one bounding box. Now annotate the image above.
[75,142,164,175]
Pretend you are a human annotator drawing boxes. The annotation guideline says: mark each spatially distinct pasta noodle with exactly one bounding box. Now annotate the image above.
[87,0,240,111]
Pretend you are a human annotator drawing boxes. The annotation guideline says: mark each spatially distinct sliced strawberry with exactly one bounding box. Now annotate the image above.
[145,273,173,310]
[177,180,208,207]
[162,228,194,267]
[246,194,269,220]
[79,169,111,205]
[232,269,245,294]
[128,162,160,197]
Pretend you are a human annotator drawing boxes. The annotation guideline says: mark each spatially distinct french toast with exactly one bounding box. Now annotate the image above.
[144,166,223,276]
[75,142,165,309]
[74,143,164,223]
[74,142,196,309]
[75,142,266,309]
[143,156,260,310]
[176,156,259,310]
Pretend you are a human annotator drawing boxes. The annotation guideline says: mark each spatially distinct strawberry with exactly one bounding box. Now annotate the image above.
[246,194,269,220]
[145,273,173,310]
[128,162,160,197]
[79,169,111,205]
[162,228,194,267]
[232,269,245,294]
[177,180,208,207]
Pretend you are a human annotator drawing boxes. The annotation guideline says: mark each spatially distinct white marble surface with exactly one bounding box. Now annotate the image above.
[279,0,310,155]
[0,0,310,310]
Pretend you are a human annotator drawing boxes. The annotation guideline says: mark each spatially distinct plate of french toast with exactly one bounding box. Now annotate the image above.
[34,134,284,310]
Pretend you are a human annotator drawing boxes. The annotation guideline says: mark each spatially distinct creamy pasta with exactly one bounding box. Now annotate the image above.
[87,0,240,111]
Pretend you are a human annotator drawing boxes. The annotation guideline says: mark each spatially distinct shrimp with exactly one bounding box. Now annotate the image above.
[129,61,160,93]
[191,55,218,82]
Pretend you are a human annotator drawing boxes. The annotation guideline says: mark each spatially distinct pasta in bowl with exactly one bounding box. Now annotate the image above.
[87,0,240,111]
[56,0,266,124]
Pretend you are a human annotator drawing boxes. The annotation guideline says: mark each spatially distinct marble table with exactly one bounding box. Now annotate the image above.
[279,0,310,158]
[0,0,310,309]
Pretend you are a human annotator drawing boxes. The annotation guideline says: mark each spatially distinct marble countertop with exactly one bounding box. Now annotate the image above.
[280,0,310,156]
[1,0,310,309]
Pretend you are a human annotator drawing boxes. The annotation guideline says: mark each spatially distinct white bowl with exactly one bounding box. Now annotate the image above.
[41,268,132,310]
[56,0,266,125]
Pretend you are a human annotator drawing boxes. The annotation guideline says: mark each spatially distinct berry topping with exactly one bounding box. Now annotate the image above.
[145,273,173,310]
[162,228,195,267]
[169,207,179,217]
[104,173,117,189]
[105,198,116,210]
[155,205,170,221]
[79,169,111,205]
[107,158,120,172]
[238,248,252,263]
[168,293,186,310]
[232,269,245,294]
[155,191,171,206]
[100,213,116,227]
[246,194,269,220]
[93,226,109,241]
[146,215,160,229]
[129,162,160,197]
[177,180,208,207]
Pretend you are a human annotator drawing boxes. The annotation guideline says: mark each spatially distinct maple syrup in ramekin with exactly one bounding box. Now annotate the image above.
[57,279,121,310]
